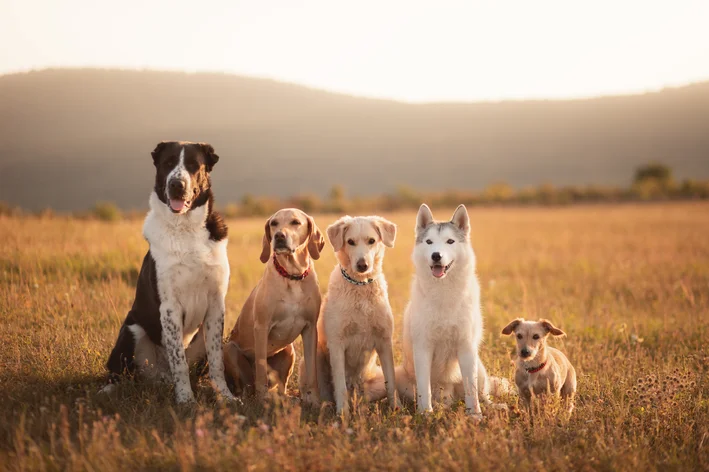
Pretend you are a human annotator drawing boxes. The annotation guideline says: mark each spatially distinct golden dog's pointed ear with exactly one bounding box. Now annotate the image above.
[501,318,524,335]
[540,319,565,337]
[260,215,274,263]
[306,215,325,260]
[326,216,350,252]
[372,216,397,248]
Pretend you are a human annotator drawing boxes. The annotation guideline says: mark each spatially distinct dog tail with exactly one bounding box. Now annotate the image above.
[364,365,413,402]
[487,375,516,398]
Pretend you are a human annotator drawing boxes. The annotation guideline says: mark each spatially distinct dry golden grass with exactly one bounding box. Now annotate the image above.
[1,202,708,471]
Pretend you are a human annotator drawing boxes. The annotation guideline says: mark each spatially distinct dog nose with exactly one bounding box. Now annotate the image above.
[520,348,532,358]
[168,179,185,193]
[431,252,442,263]
[274,232,285,242]
[356,259,369,273]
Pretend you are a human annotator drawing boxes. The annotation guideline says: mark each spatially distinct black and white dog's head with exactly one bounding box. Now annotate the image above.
[151,141,219,215]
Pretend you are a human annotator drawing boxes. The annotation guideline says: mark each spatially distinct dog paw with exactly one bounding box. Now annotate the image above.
[467,410,484,423]
[175,389,196,404]
[98,384,116,395]
[490,402,509,411]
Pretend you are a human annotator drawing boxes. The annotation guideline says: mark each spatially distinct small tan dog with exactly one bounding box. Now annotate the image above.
[305,215,398,418]
[501,318,577,414]
[224,209,324,404]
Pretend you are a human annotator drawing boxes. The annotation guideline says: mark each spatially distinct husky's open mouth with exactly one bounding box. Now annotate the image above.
[169,198,192,214]
[431,261,454,278]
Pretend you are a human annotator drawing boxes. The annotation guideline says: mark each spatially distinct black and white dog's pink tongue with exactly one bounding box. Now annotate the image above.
[170,199,187,212]
[432,266,446,278]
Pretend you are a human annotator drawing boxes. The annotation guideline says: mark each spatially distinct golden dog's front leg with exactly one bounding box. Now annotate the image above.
[254,323,270,399]
[301,323,320,405]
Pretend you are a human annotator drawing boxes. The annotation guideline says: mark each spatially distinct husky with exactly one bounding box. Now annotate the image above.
[378,204,505,418]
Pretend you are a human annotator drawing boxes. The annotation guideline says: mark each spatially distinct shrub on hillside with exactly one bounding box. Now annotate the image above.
[92,202,122,222]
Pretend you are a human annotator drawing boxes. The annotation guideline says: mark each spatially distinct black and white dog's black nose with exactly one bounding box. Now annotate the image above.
[169,179,186,193]
[431,252,442,263]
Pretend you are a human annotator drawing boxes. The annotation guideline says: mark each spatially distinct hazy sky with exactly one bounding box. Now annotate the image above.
[1,0,707,102]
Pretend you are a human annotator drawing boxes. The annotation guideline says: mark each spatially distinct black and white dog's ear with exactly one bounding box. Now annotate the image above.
[451,204,470,234]
[151,141,169,167]
[416,204,434,231]
[199,143,220,172]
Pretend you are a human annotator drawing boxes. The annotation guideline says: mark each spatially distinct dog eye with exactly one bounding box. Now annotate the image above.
[516,334,523,339]
[347,239,355,246]
[368,238,375,245]
[426,239,432,245]
[270,220,278,227]
[290,220,301,226]
[447,239,455,244]
[532,334,540,340]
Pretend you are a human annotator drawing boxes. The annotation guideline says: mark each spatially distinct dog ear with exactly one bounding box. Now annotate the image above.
[306,215,326,260]
[372,217,397,248]
[151,141,169,167]
[451,204,470,234]
[416,204,434,231]
[199,143,219,172]
[260,215,273,263]
[326,217,350,252]
[501,318,524,335]
[540,319,565,337]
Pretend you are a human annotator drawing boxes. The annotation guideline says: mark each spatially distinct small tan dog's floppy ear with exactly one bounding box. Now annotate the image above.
[501,318,524,335]
[451,204,470,235]
[416,204,434,231]
[326,216,350,252]
[540,319,566,337]
[372,217,397,248]
[306,215,326,260]
[259,215,273,263]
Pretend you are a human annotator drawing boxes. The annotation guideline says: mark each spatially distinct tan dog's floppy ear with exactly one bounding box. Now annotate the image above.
[306,216,326,260]
[451,204,470,235]
[259,215,273,263]
[416,204,434,231]
[501,318,524,335]
[326,216,350,252]
[372,217,397,248]
[540,319,565,337]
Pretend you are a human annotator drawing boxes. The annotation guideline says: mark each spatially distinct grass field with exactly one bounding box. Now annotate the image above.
[1,202,708,471]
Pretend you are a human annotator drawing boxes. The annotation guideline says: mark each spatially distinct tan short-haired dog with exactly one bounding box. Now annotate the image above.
[306,215,399,418]
[501,318,577,414]
[224,209,324,404]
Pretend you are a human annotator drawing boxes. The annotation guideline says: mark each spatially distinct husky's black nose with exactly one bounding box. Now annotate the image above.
[431,252,442,263]
[168,179,186,193]
[356,259,369,273]
[520,348,532,358]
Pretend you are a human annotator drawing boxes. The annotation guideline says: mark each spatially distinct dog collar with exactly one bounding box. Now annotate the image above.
[340,267,374,286]
[273,254,310,281]
[525,362,546,374]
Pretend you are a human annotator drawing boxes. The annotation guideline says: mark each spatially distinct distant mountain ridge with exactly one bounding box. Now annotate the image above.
[1,68,708,211]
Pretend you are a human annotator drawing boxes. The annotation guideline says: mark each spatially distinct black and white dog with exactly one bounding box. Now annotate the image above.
[104,141,235,403]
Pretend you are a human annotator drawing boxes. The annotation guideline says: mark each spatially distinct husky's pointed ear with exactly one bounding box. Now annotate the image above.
[501,318,524,335]
[451,204,470,234]
[416,204,434,231]
[260,214,274,263]
[372,216,397,248]
[306,215,325,260]
[540,319,565,337]
[326,216,350,252]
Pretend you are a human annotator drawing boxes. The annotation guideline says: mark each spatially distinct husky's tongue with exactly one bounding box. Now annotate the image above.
[170,199,187,212]
[431,265,446,278]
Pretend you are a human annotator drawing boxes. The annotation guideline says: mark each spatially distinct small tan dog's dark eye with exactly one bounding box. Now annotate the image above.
[270,220,278,227]
[517,334,523,339]
[347,239,355,246]
[426,239,433,245]
[447,239,455,244]
[532,334,540,340]
[290,220,301,226]
[368,238,375,245]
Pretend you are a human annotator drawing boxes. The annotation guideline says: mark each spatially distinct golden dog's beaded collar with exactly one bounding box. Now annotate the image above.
[340,266,374,286]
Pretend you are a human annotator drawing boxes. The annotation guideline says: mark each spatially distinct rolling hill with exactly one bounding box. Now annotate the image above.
[1,68,708,211]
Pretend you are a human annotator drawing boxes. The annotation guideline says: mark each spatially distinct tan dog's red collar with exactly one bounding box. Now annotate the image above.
[273,254,311,281]
[525,362,546,374]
